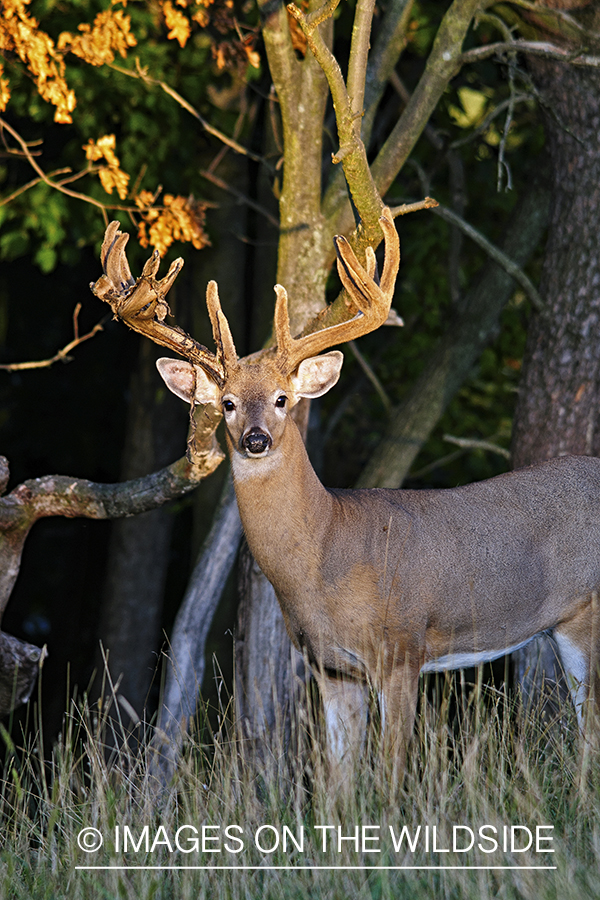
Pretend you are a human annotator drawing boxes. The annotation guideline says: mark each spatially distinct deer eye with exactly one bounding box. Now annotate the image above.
[223,399,235,412]
[275,395,287,409]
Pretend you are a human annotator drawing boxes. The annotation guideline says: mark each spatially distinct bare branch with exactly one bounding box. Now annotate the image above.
[444,433,511,460]
[368,0,484,204]
[200,169,280,228]
[287,0,383,237]
[0,451,223,537]
[0,118,135,215]
[0,305,107,372]
[431,204,545,313]
[389,196,439,217]
[109,61,267,167]
[0,167,72,207]
[461,39,600,67]
[362,0,414,146]
[0,435,223,628]
[346,0,377,126]
[503,0,600,44]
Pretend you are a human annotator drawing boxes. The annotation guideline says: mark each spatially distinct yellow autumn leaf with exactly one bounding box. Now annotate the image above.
[191,7,210,28]
[84,134,118,164]
[84,135,130,200]
[57,8,137,67]
[135,190,156,210]
[0,74,10,113]
[0,0,76,122]
[137,194,210,256]
[245,47,260,69]
[448,87,488,130]
[162,1,191,48]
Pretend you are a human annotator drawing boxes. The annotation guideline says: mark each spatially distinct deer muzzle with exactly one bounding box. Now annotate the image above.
[242,427,273,456]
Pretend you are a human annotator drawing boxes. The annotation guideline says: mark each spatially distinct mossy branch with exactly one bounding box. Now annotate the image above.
[287,0,384,244]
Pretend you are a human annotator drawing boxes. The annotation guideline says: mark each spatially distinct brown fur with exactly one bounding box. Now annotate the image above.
[158,353,600,767]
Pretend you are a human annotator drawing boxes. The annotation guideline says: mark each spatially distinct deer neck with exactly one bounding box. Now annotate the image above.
[227,416,332,589]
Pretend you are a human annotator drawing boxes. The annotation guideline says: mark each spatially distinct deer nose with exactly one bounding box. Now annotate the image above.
[242,427,272,455]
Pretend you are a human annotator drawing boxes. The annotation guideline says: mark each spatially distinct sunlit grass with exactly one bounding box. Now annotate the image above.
[0,670,599,899]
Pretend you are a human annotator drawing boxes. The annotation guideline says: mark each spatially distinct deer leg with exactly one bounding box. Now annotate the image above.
[379,661,420,786]
[317,671,369,773]
[554,593,600,730]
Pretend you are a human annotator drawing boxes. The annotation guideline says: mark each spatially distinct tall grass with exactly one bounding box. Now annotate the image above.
[0,669,598,900]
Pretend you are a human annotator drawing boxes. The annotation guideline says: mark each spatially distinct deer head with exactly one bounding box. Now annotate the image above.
[92,211,401,462]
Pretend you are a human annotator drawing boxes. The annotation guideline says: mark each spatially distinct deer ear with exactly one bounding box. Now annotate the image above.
[291,350,344,399]
[156,358,221,405]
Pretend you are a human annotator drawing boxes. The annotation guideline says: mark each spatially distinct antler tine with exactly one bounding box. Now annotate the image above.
[91,221,226,386]
[206,281,238,373]
[273,284,295,366]
[377,209,401,297]
[274,208,400,375]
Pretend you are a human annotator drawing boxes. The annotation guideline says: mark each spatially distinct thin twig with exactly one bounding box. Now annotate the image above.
[504,0,600,44]
[461,40,600,68]
[389,196,439,217]
[199,169,280,228]
[206,94,251,175]
[0,168,70,206]
[0,306,107,372]
[444,433,511,461]
[449,94,534,149]
[110,61,267,167]
[347,340,392,413]
[431,204,545,313]
[0,118,139,215]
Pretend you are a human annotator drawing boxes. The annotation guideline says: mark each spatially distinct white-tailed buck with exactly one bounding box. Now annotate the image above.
[94,213,600,768]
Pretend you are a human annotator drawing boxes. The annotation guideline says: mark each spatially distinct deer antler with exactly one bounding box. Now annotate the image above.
[92,209,400,383]
[91,222,230,387]
[272,208,401,375]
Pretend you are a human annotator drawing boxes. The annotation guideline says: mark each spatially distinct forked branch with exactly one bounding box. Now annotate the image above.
[286,0,384,241]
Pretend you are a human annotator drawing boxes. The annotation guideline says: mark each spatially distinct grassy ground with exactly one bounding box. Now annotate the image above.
[0,673,598,900]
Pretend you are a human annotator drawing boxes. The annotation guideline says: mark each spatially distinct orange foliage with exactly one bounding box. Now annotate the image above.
[1,0,250,253]
[0,64,11,112]
[0,0,76,123]
[57,7,137,67]
[83,134,130,200]
[162,1,192,48]
[0,0,137,121]
[136,191,210,257]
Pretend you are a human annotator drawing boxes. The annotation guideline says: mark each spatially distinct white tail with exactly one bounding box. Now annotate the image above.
[95,213,600,771]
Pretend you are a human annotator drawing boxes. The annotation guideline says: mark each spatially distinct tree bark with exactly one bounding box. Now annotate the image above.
[358,175,550,488]
[511,58,600,706]
[0,439,221,718]
[150,477,242,788]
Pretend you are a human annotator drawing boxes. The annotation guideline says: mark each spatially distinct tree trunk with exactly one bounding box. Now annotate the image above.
[511,59,600,708]
[358,176,550,489]
[98,337,187,724]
